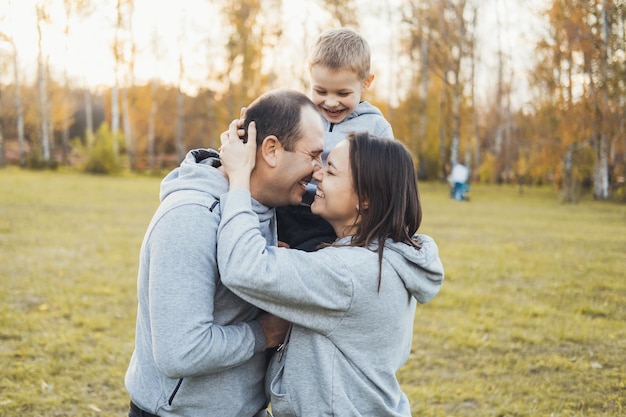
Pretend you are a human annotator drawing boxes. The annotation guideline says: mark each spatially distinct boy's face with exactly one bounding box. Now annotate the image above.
[310,65,374,125]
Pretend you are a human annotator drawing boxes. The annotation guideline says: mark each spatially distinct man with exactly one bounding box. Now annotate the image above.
[125,89,325,417]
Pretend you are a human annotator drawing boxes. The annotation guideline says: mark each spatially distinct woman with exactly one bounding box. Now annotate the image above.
[218,122,444,417]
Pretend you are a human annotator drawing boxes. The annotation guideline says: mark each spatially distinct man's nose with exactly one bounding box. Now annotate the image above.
[312,155,323,170]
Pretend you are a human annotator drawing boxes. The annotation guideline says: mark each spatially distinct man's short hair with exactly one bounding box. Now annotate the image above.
[242,89,318,152]
[308,28,371,81]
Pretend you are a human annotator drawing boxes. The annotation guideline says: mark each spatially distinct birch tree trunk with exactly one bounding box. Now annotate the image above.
[175,52,186,162]
[594,0,610,199]
[61,1,72,164]
[448,0,467,167]
[174,10,187,162]
[469,6,479,172]
[0,43,4,167]
[121,0,135,170]
[11,40,25,166]
[147,78,157,171]
[439,94,447,180]
[36,4,50,162]
[84,87,94,148]
[147,28,162,171]
[418,34,429,159]
[122,87,133,168]
[111,0,124,157]
[0,85,4,167]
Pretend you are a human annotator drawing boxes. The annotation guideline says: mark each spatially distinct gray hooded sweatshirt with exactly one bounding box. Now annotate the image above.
[125,149,275,417]
[217,189,445,417]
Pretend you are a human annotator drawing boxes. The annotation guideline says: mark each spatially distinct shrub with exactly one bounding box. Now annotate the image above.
[80,124,122,175]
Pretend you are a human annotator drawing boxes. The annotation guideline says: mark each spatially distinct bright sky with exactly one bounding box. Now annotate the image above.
[1,0,221,91]
[1,0,546,107]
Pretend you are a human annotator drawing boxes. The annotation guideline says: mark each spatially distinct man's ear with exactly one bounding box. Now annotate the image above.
[260,135,280,167]
[363,74,375,90]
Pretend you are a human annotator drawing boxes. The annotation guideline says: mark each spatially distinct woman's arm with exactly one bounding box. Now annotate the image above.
[216,189,353,334]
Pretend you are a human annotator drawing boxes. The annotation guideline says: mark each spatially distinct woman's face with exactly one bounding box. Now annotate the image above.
[311,140,360,238]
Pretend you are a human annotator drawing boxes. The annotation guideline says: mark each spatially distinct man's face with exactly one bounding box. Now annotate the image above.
[310,65,372,124]
[272,106,325,206]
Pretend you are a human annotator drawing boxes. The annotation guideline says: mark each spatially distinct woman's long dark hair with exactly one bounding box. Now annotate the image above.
[346,132,422,289]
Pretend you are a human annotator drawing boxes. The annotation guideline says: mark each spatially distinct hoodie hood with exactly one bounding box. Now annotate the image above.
[381,234,444,304]
[322,101,385,133]
[159,148,275,227]
[345,101,384,119]
[160,149,226,203]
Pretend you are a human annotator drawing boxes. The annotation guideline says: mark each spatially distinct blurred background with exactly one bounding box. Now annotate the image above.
[0,0,624,202]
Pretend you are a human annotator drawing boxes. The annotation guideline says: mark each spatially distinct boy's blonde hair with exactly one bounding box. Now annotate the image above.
[308,28,371,81]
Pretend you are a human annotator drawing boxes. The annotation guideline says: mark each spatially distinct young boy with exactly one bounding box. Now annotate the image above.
[277,28,394,251]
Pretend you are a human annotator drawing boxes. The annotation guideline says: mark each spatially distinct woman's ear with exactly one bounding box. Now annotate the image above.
[260,135,280,167]
[361,196,370,210]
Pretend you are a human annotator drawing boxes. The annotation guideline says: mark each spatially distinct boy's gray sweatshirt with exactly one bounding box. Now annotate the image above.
[217,189,445,417]
[125,149,274,417]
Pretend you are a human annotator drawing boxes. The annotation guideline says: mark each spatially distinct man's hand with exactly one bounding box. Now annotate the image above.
[257,313,291,349]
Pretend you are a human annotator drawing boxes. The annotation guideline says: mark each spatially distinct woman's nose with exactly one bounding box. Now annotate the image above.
[313,168,323,182]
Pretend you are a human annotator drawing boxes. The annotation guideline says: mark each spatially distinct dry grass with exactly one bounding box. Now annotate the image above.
[407,182,626,416]
[1,169,624,416]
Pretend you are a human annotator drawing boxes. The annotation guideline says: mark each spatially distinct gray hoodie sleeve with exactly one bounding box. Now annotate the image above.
[145,204,264,378]
[217,189,354,334]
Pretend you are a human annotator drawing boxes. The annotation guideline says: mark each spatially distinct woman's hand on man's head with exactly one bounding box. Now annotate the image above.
[219,119,257,190]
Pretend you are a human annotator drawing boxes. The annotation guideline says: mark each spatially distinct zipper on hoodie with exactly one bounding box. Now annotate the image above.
[168,378,183,405]
[328,123,334,133]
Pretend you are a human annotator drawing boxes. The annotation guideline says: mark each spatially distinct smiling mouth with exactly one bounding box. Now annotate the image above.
[298,180,309,189]
[315,189,325,198]
[323,108,344,116]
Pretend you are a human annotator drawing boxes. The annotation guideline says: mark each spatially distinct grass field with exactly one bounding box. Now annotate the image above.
[1,168,624,416]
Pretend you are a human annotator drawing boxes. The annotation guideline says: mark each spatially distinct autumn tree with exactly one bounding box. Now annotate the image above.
[110,0,133,157]
[318,0,359,27]
[219,0,291,114]
[532,0,625,200]
[490,0,515,182]
[398,0,477,180]
[398,1,432,175]
[59,0,93,163]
